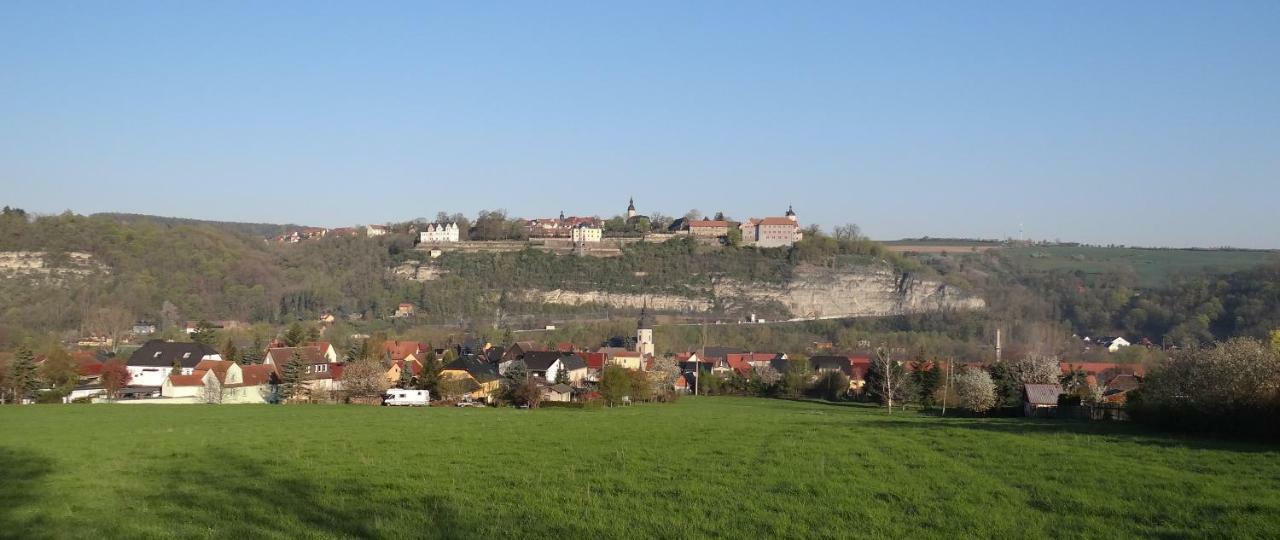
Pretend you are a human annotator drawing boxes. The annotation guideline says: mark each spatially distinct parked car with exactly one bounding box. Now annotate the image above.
[456,397,485,407]
[382,389,430,406]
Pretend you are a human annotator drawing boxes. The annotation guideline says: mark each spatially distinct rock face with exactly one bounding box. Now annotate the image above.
[519,264,984,320]
[516,290,712,312]
[716,266,984,319]
[0,251,104,279]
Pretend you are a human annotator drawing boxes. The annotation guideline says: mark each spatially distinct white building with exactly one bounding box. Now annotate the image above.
[419,222,460,244]
[571,223,603,243]
[125,341,222,388]
[365,224,388,237]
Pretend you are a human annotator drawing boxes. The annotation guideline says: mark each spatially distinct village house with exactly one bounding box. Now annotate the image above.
[418,222,460,244]
[440,354,502,403]
[126,340,222,388]
[570,222,603,243]
[365,224,388,237]
[161,360,277,403]
[263,346,340,396]
[393,303,416,318]
[1024,384,1064,417]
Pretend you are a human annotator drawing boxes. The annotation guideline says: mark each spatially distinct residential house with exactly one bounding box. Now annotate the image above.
[418,222,460,244]
[365,224,388,237]
[393,303,416,318]
[161,360,275,403]
[132,321,157,335]
[1100,374,1142,405]
[535,378,574,403]
[126,340,222,388]
[1095,337,1132,353]
[738,207,802,248]
[383,340,424,365]
[264,346,340,396]
[440,354,502,403]
[304,341,340,363]
[1023,384,1064,417]
[521,352,579,383]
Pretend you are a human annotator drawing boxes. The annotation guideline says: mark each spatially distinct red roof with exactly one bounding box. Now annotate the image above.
[168,373,207,387]
[239,364,276,386]
[689,220,732,228]
[584,352,607,370]
[383,341,422,362]
[726,356,752,375]
[556,342,576,353]
[757,217,797,226]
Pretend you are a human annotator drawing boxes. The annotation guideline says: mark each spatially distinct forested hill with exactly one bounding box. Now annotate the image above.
[0,208,1277,351]
[91,213,309,238]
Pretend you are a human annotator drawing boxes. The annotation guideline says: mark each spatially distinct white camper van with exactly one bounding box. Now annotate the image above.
[382,389,430,406]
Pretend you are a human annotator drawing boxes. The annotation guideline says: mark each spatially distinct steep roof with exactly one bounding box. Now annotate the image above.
[167,373,208,387]
[127,340,219,368]
[238,364,277,386]
[559,354,588,371]
[1024,384,1064,406]
[194,359,235,382]
[583,352,607,370]
[443,354,501,383]
[264,346,328,366]
[522,351,563,371]
[383,341,422,362]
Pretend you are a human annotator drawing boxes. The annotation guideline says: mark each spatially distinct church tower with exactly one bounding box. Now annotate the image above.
[636,302,655,357]
[627,197,637,219]
[785,204,797,222]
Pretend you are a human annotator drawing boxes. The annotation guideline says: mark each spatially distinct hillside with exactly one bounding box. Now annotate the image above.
[90,213,312,239]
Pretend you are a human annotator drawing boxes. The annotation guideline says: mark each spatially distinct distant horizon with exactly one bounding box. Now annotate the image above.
[8,205,1276,251]
[3,3,1277,249]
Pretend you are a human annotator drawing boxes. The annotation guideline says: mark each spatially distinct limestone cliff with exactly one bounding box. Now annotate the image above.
[517,264,983,320]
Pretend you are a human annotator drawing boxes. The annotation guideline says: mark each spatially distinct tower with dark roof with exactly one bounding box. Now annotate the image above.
[627,197,637,219]
[636,301,655,357]
[785,204,797,222]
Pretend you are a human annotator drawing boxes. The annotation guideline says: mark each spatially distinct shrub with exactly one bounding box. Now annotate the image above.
[953,367,997,413]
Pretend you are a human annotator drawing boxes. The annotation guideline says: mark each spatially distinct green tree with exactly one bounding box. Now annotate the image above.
[191,320,218,347]
[780,359,814,398]
[398,360,413,389]
[554,365,570,385]
[280,350,306,402]
[599,365,631,406]
[1271,329,1280,355]
[221,338,240,364]
[170,360,182,378]
[283,322,306,347]
[504,360,528,387]
[911,359,941,406]
[40,347,80,395]
[8,345,40,402]
[241,335,264,365]
[416,351,442,393]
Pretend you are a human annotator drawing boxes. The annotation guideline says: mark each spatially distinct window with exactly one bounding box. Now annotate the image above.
[183,353,191,359]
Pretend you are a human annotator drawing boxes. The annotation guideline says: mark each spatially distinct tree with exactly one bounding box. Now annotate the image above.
[627,369,654,402]
[398,360,413,389]
[833,224,863,242]
[241,335,264,365]
[86,307,133,354]
[865,348,914,412]
[159,300,181,331]
[279,350,306,402]
[220,339,240,364]
[812,370,850,401]
[191,320,218,348]
[283,322,306,347]
[416,351,442,393]
[170,360,182,378]
[1012,355,1060,385]
[509,377,543,408]
[1271,329,1280,355]
[1133,338,1280,437]
[554,365,570,385]
[99,359,131,401]
[199,375,224,404]
[648,355,680,394]
[40,347,80,395]
[953,368,997,413]
[987,362,1022,408]
[599,365,631,406]
[8,345,40,403]
[504,360,528,387]
[341,358,390,402]
[780,359,814,398]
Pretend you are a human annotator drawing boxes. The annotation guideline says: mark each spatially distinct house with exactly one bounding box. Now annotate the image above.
[126,340,222,387]
[688,220,732,238]
[132,321,157,335]
[263,346,340,396]
[607,351,645,371]
[304,341,340,363]
[1023,384,1064,417]
[738,207,802,248]
[161,360,277,403]
[1100,374,1142,404]
[382,340,423,365]
[502,341,544,364]
[557,353,589,385]
[441,354,502,402]
[537,379,574,403]
[521,352,577,383]
[392,303,416,318]
[1095,337,1131,353]
[365,224,388,237]
[570,223,603,243]
[418,222,460,244]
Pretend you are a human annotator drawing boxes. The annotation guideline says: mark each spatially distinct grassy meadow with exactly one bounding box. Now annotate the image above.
[2,398,1278,539]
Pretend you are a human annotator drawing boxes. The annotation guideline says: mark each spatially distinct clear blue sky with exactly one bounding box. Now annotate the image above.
[2,1,1277,247]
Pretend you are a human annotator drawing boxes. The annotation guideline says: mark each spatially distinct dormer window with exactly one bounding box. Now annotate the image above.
[183,353,191,359]
[154,352,161,358]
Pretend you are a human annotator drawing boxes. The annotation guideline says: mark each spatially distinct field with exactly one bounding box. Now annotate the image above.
[1002,246,1277,286]
[2,398,1278,539]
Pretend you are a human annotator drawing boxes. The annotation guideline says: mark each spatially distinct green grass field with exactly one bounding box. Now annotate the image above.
[1001,246,1278,286]
[2,398,1278,539]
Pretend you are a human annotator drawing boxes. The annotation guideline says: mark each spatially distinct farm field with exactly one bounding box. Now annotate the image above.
[1001,245,1278,286]
[2,398,1278,539]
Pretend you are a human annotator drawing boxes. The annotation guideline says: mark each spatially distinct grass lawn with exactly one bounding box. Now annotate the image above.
[2,398,1278,539]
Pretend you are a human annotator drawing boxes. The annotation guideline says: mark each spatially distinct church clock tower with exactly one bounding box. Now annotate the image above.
[636,303,655,357]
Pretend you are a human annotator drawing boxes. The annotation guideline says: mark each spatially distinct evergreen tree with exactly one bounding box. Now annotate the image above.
[554,365,570,385]
[191,320,218,347]
[9,345,40,402]
[987,362,1022,408]
[170,360,183,378]
[305,324,321,343]
[398,361,413,389]
[911,359,941,406]
[221,338,241,364]
[416,351,441,393]
[504,360,528,387]
[280,350,306,402]
[283,322,306,347]
[240,337,263,365]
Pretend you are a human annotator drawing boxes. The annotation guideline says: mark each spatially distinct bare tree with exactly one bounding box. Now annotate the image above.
[198,375,225,404]
[86,307,134,353]
[340,358,389,402]
[833,224,863,242]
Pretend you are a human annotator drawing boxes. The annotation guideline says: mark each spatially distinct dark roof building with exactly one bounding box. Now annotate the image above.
[127,340,219,369]
[444,354,500,383]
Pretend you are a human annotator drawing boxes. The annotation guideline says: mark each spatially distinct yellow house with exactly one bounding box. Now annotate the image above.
[440,355,502,402]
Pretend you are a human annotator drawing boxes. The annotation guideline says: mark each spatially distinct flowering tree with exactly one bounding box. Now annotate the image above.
[953,368,997,413]
[1012,355,1060,385]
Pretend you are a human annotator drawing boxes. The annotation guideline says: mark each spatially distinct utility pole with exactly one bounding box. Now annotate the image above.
[697,314,707,396]
[941,356,954,417]
[995,328,1002,363]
